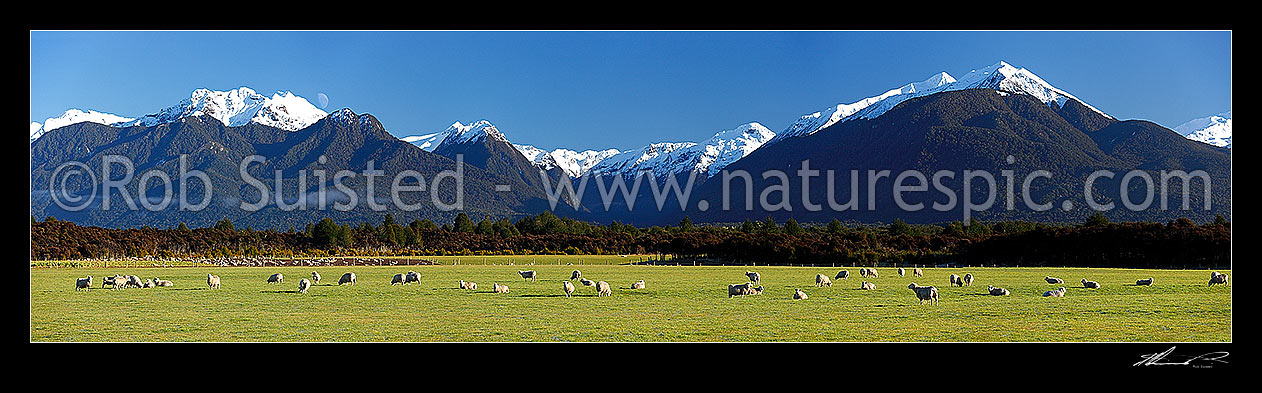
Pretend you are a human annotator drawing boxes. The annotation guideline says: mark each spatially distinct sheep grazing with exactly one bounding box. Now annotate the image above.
[749,286,764,295]
[142,279,155,288]
[311,271,321,284]
[987,285,1010,296]
[267,273,284,284]
[728,282,753,298]
[579,278,595,287]
[207,274,221,289]
[913,268,924,277]
[793,288,808,300]
[1043,287,1067,297]
[153,277,173,287]
[391,273,405,285]
[962,273,974,286]
[898,267,906,277]
[338,272,357,286]
[631,280,646,289]
[563,281,575,297]
[101,274,119,289]
[126,275,143,289]
[493,283,510,293]
[1135,278,1154,286]
[596,281,612,297]
[907,283,939,305]
[518,270,538,282]
[867,268,879,278]
[459,280,477,290]
[949,274,962,287]
[861,281,876,290]
[570,270,582,280]
[1081,279,1101,289]
[75,276,92,291]
[404,271,420,285]
[816,274,832,287]
[1045,276,1064,284]
[1209,272,1228,287]
[298,278,311,294]
[835,270,849,280]
[745,271,761,284]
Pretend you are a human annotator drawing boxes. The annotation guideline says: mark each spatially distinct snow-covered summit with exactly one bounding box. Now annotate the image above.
[770,61,1112,144]
[587,122,776,179]
[30,109,135,143]
[1174,111,1231,148]
[514,144,622,178]
[434,120,510,148]
[117,87,327,131]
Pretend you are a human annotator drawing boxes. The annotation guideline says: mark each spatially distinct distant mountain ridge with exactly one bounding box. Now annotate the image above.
[1174,111,1231,148]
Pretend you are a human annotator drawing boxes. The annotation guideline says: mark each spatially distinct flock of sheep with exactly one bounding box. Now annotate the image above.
[73,268,1229,305]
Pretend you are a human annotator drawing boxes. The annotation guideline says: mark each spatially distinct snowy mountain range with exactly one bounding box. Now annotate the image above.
[1174,111,1232,148]
[769,61,1113,145]
[30,87,328,144]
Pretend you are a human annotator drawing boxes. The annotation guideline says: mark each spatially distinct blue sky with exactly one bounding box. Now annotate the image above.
[30,31,1231,151]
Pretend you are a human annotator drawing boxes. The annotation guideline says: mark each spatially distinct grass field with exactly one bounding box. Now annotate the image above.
[29,259,1231,342]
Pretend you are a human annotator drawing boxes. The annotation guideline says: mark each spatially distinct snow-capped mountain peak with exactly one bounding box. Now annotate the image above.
[587,122,776,179]
[514,144,622,178]
[116,87,327,131]
[1174,111,1231,148]
[30,108,135,143]
[770,61,1112,145]
[438,119,509,147]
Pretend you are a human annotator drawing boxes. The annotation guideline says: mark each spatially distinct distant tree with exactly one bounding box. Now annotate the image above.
[1085,211,1109,227]
[888,218,911,236]
[784,218,804,236]
[740,219,756,234]
[476,217,494,236]
[827,219,844,234]
[177,222,190,232]
[312,218,340,248]
[1213,214,1229,227]
[213,218,235,233]
[679,216,694,233]
[454,212,474,233]
[761,216,778,233]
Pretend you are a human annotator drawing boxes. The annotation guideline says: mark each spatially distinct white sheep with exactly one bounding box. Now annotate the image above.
[311,271,321,284]
[728,282,753,298]
[793,288,808,300]
[745,271,761,284]
[898,267,906,277]
[493,283,510,293]
[913,268,924,277]
[596,281,612,297]
[1081,279,1101,289]
[126,275,143,289]
[1209,272,1228,286]
[518,270,537,282]
[835,270,849,280]
[338,272,356,286]
[858,268,868,278]
[563,281,575,297]
[816,274,832,287]
[861,281,876,290]
[153,277,174,287]
[267,273,284,284]
[207,274,221,289]
[75,276,92,291]
[1043,287,1067,297]
[391,273,405,285]
[949,274,962,287]
[579,278,595,287]
[987,285,1010,296]
[142,279,155,288]
[570,270,582,280]
[1135,278,1154,286]
[404,271,420,285]
[749,285,764,295]
[298,278,311,294]
[1045,276,1064,284]
[962,273,974,286]
[631,280,646,289]
[907,283,939,305]
[868,268,879,278]
[459,280,477,290]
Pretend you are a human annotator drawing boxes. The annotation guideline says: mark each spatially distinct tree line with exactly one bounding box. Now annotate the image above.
[29,212,1230,269]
